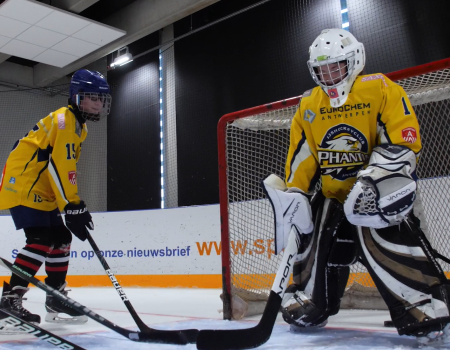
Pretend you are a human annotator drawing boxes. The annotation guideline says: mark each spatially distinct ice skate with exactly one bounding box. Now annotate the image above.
[281,284,328,331]
[45,282,87,324]
[0,282,41,334]
[416,323,450,348]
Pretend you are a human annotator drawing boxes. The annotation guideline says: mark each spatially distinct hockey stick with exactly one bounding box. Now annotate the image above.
[0,256,198,345]
[85,231,197,339]
[196,226,301,350]
[404,219,448,283]
[0,308,86,350]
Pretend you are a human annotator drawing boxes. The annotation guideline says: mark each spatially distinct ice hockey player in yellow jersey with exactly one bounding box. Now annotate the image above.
[262,29,450,346]
[0,69,111,326]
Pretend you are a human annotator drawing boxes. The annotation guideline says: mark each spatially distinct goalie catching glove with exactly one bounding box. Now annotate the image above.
[344,144,417,228]
[262,174,313,254]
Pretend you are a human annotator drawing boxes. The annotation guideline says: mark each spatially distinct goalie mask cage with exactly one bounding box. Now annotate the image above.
[219,57,450,320]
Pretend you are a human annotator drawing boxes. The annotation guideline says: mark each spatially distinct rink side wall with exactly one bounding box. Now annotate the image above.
[0,187,448,288]
[0,205,223,288]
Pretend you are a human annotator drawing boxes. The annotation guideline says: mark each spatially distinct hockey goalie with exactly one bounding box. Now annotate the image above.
[262,28,450,346]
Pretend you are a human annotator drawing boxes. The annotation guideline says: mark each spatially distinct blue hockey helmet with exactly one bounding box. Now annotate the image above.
[70,69,111,121]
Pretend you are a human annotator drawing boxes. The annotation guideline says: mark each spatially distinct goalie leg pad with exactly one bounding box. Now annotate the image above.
[284,196,354,328]
[355,222,450,338]
[328,218,358,267]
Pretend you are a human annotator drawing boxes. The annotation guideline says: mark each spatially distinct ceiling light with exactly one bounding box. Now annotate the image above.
[111,46,133,67]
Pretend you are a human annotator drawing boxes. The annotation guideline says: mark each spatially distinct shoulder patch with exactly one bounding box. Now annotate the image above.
[302,89,313,98]
[361,74,388,87]
[57,114,65,129]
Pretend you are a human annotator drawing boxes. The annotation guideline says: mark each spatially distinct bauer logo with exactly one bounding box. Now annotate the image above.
[0,317,74,349]
[402,127,417,144]
[106,269,129,301]
[68,171,76,185]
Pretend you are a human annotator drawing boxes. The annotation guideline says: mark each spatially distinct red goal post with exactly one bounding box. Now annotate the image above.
[218,58,450,320]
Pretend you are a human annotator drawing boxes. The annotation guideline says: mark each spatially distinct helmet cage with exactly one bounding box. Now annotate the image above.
[74,92,112,122]
[307,51,356,91]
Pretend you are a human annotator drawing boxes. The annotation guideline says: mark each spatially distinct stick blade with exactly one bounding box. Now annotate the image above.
[139,328,199,345]
[197,326,270,350]
[196,291,281,350]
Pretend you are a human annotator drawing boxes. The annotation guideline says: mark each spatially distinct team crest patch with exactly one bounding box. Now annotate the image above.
[303,109,316,123]
[8,177,15,184]
[57,114,65,129]
[318,124,369,181]
[68,171,77,185]
[328,88,339,99]
[402,127,417,143]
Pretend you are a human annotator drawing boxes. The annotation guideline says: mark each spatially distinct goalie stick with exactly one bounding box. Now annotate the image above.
[85,231,199,341]
[196,226,301,350]
[0,307,86,350]
[0,256,198,345]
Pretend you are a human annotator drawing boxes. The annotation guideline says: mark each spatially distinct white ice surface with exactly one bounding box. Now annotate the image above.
[0,287,445,349]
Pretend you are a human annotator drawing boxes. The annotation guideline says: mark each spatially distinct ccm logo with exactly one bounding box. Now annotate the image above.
[0,317,74,349]
[277,253,294,295]
[66,208,87,215]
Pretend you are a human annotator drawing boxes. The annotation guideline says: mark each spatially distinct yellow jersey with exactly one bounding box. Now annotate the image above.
[285,73,422,203]
[0,106,87,212]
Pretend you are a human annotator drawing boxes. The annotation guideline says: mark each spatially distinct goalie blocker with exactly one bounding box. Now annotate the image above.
[262,174,313,254]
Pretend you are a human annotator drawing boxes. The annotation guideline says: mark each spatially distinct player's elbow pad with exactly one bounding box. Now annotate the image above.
[344,144,417,228]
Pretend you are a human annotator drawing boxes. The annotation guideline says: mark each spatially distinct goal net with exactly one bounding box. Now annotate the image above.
[219,58,450,320]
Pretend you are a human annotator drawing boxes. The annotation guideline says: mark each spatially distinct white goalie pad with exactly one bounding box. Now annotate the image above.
[344,144,417,228]
[262,174,313,254]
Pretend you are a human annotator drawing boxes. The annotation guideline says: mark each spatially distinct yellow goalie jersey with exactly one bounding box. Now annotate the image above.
[285,73,422,203]
[0,106,87,212]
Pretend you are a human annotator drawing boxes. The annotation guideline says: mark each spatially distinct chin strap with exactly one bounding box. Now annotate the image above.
[68,102,86,127]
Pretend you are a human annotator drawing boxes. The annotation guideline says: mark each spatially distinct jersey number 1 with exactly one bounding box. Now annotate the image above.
[401,97,411,115]
[65,143,76,160]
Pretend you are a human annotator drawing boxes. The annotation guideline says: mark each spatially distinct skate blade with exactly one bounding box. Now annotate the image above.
[417,333,450,347]
[289,320,328,333]
[45,312,88,325]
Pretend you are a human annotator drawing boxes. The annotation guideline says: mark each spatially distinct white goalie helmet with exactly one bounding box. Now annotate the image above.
[307,29,365,107]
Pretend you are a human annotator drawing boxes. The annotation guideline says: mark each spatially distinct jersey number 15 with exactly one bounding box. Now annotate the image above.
[65,143,76,160]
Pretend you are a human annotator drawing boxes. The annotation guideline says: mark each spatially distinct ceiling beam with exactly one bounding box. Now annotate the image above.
[0,53,10,65]
[33,0,220,87]
[51,0,100,13]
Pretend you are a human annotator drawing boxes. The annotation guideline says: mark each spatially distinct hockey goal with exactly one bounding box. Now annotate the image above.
[219,58,450,320]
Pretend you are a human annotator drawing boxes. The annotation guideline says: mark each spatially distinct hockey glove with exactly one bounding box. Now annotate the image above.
[64,201,94,241]
[344,144,417,228]
[262,174,313,255]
